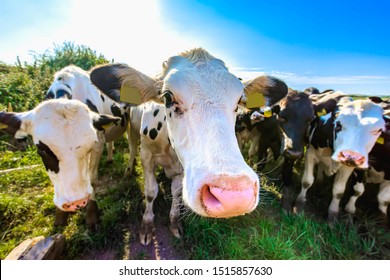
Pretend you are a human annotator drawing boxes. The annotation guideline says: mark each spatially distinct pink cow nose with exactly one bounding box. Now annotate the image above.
[62,194,90,212]
[200,175,258,218]
[338,150,365,167]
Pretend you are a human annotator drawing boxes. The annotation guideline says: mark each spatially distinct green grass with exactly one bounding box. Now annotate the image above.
[0,134,389,260]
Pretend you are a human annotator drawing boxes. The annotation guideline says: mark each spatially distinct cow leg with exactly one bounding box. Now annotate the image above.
[328,165,354,225]
[377,180,390,224]
[295,147,318,213]
[345,170,364,214]
[86,200,99,231]
[256,139,269,171]
[106,141,114,163]
[54,208,69,226]
[124,122,140,177]
[140,149,157,246]
[281,157,296,213]
[169,173,184,238]
[90,132,105,186]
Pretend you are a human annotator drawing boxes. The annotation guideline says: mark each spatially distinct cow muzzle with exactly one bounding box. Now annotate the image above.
[337,150,365,168]
[61,194,90,212]
[200,175,259,218]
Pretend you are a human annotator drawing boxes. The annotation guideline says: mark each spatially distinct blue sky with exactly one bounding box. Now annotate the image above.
[1,0,389,95]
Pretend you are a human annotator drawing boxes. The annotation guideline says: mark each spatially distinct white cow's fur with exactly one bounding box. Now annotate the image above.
[297,100,385,221]
[47,65,132,183]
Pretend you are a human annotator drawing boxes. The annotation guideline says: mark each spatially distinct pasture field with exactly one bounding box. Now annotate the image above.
[1,133,389,260]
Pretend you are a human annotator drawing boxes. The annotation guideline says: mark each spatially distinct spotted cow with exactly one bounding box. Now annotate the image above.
[0,99,120,228]
[295,99,385,223]
[46,65,132,183]
[117,101,183,245]
[90,49,288,241]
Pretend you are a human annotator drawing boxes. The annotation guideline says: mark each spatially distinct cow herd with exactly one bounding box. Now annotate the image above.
[0,48,389,246]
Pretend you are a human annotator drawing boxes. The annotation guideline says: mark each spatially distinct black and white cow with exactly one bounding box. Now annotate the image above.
[0,99,120,228]
[296,99,385,223]
[90,48,292,222]
[251,90,314,212]
[46,65,132,183]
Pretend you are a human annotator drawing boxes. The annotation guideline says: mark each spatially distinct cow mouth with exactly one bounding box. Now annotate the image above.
[337,151,365,167]
[200,183,257,218]
[61,194,90,212]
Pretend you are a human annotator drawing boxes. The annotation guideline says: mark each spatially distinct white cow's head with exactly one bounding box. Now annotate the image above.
[0,99,120,211]
[46,65,94,100]
[332,99,385,168]
[90,48,279,218]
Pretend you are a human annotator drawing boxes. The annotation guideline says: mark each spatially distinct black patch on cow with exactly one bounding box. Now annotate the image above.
[143,127,148,135]
[36,141,60,173]
[86,99,99,113]
[149,128,158,140]
[110,103,121,117]
[125,112,130,121]
[100,94,105,102]
[157,122,163,131]
[110,103,125,127]
[169,112,172,118]
[0,112,22,137]
[153,109,160,117]
[164,116,166,121]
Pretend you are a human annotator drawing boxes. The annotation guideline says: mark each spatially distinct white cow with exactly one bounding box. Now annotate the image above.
[46,65,132,183]
[0,99,120,228]
[90,49,283,238]
[296,99,385,223]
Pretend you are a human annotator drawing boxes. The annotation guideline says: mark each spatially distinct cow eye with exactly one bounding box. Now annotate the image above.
[163,90,177,108]
[335,121,342,132]
[57,77,62,81]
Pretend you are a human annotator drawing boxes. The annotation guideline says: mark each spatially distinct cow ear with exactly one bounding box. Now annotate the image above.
[242,75,288,107]
[90,63,159,104]
[92,113,121,131]
[0,111,32,138]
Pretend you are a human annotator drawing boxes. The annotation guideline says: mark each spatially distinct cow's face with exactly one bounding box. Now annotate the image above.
[90,49,268,218]
[0,99,120,211]
[46,65,90,101]
[160,56,259,217]
[332,100,385,168]
[277,91,314,159]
